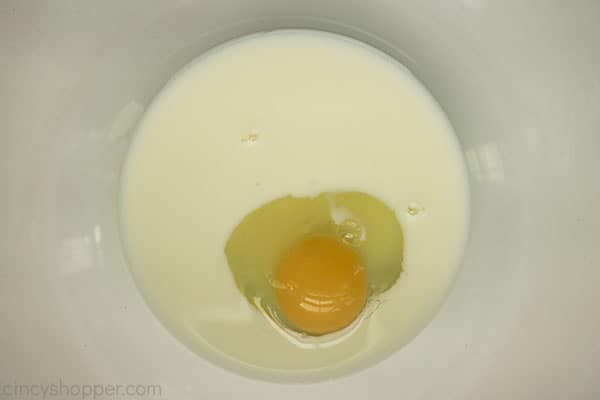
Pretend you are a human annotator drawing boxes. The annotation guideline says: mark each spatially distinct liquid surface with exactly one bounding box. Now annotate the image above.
[120,30,470,382]
[224,191,404,336]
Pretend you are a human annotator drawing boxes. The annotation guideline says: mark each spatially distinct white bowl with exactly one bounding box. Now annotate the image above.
[2,1,599,398]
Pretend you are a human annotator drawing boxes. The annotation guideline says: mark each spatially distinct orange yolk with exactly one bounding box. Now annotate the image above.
[274,235,367,335]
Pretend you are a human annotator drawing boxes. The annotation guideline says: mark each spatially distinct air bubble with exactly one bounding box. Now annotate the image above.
[407,202,425,216]
[337,219,363,246]
[242,130,260,143]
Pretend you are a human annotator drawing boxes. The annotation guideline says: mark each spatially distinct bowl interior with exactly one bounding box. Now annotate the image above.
[2,1,600,398]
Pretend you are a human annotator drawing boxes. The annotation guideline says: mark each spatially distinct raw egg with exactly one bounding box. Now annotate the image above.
[224,191,404,336]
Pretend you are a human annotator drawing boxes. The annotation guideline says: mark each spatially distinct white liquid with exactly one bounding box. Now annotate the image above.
[120,30,469,382]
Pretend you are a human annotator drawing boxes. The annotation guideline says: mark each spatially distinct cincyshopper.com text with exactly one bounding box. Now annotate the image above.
[0,380,163,399]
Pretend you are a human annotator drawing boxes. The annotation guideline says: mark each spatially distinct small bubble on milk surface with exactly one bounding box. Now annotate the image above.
[407,202,425,216]
[242,130,260,144]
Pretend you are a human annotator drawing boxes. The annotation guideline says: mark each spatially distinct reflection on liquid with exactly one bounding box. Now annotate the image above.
[465,143,505,182]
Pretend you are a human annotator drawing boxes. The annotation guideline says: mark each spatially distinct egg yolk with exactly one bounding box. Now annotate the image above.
[274,235,367,335]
